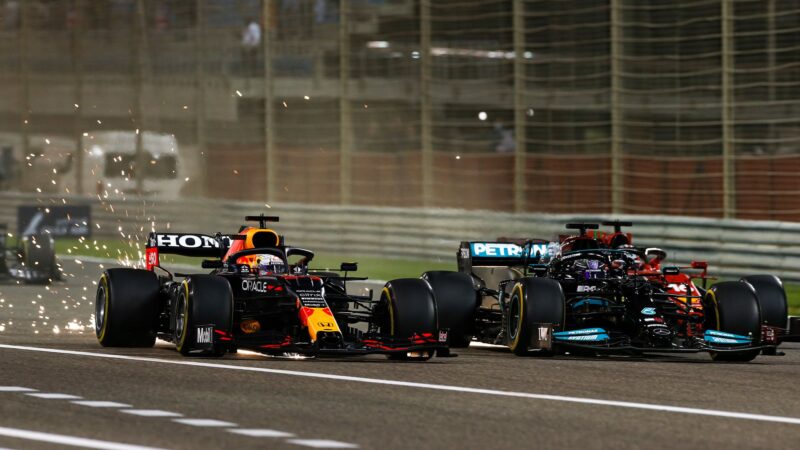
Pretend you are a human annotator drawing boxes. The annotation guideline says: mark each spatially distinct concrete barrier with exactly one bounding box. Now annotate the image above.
[2,191,799,280]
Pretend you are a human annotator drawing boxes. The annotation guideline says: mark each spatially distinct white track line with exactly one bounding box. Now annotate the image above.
[0,387,36,392]
[227,429,295,438]
[25,393,82,400]
[171,419,236,427]
[119,409,182,418]
[71,400,132,408]
[287,439,359,448]
[0,426,167,450]
[2,343,800,426]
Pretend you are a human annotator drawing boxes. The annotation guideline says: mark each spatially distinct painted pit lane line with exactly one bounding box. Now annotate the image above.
[2,344,800,427]
[2,386,359,448]
[0,426,167,450]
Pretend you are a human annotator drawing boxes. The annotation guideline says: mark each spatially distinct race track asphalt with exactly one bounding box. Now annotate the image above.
[1,260,799,450]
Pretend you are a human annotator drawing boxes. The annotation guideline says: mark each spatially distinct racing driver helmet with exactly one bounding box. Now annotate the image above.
[254,254,286,276]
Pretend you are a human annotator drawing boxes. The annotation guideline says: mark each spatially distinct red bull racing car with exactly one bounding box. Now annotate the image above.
[95,215,448,359]
[423,221,788,362]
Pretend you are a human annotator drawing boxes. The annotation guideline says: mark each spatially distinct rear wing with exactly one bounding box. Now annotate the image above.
[146,232,237,270]
[457,241,551,272]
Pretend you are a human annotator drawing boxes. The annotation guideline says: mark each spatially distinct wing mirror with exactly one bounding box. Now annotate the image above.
[201,260,223,269]
[340,262,358,272]
[645,247,667,263]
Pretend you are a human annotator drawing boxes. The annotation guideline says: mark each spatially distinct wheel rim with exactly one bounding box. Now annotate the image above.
[95,284,106,335]
[508,294,521,341]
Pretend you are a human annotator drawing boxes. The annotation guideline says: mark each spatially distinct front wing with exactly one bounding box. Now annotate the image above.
[529,325,780,356]
[231,330,449,357]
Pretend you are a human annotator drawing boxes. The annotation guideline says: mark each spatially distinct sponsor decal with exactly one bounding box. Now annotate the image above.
[650,327,671,336]
[553,328,610,342]
[538,327,549,341]
[554,328,605,336]
[241,279,269,293]
[557,333,610,342]
[703,329,752,344]
[438,330,448,343]
[469,242,548,259]
[145,247,159,270]
[667,283,688,293]
[296,289,327,308]
[640,307,657,316]
[459,248,470,259]
[576,285,597,293]
[156,234,221,249]
[317,321,335,329]
[239,265,250,274]
[705,335,751,345]
[196,325,213,344]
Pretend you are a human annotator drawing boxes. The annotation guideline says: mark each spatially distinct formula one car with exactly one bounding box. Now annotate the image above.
[94,215,448,359]
[423,221,788,362]
[0,224,60,283]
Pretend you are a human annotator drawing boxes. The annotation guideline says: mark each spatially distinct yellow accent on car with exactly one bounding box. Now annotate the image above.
[509,283,525,351]
[381,287,395,336]
[97,274,109,342]
[176,280,190,351]
[705,288,721,329]
[304,308,342,341]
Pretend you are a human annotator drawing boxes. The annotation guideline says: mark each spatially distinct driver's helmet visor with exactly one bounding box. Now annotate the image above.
[255,254,286,275]
[580,258,605,279]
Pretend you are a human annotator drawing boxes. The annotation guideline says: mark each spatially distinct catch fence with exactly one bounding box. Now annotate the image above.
[0,1,799,220]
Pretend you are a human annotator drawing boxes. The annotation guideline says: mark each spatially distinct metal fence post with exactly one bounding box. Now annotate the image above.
[71,0,84,195]
[721,0,735,219]
[512,0,526,213]
[195,0,207,197]
[610,0,623,215]
[134,0,148,196]
[263,0,276,202]
[420,0,433,207]
[339,0,352,205]
[18,1,29,162]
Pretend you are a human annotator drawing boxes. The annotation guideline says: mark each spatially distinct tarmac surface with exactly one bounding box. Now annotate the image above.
[1,260,800,449]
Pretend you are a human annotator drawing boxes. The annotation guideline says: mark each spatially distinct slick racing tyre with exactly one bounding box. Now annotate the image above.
[379,278,437,361]
[705,281,761,362]
[175,275,234,357]
[741,275,788,355]
[96,269,159,347]
[21,234,58,282]
[507,277,565,357]
[422,271,477,348]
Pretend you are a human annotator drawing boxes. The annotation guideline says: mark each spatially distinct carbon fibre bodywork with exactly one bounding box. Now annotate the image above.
[444,222,787,360]
[98,216,448,359]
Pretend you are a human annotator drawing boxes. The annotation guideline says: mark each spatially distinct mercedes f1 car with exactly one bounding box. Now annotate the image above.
[0,224,60,283]
[422,221,788,362]
[94,215,448,360]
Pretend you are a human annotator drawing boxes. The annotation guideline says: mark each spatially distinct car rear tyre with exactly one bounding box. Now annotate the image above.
[95,269,159,347]
[422,271,477,348]
[22,234,58,282]
[175,275,234,357]
[507,277,565,357]
[741,275,787,355]
[705,281,761,362]
[379,278,437,361]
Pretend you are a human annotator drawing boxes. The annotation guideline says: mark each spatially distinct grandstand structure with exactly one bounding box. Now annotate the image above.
[1,0,799,220]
